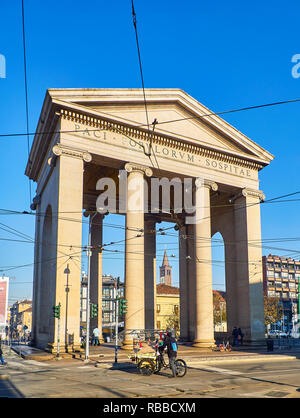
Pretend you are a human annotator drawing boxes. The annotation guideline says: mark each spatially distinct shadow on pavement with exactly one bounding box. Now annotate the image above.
[0,377,24,398]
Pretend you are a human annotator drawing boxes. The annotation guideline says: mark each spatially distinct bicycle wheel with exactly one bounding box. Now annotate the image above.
[153,356,163,374]
[175,359,187,377]
[154,361,161,374]
[138,359,155,376]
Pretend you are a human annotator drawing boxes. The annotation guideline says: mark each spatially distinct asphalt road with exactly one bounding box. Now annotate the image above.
[1,345,300,399]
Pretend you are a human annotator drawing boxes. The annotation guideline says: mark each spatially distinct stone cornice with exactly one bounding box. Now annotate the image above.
[59,108,265,171]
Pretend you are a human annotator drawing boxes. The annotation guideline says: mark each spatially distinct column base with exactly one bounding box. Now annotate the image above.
[46,342,82,354]
[192,339,216,349]
[121,339,136,351]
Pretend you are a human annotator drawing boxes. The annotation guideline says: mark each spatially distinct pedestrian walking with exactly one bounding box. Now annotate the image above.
[238,328,244,346]
[92,327,100,346]
[0,345,6,366]
[266,335,274,352]
[232,326,239,346]
[162,331,178,378]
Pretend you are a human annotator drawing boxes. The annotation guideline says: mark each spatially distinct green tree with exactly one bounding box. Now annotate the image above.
[165,312,180,336]
[213,292,226,327]
[264,296,282,328]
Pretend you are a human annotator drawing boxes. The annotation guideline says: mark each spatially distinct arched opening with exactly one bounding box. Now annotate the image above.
[39,205,55,337]
[156,221,180,335]
[211,232,227,333]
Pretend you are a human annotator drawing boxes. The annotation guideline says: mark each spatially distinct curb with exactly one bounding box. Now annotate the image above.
[94,353,297,369]
[188,355,297,365]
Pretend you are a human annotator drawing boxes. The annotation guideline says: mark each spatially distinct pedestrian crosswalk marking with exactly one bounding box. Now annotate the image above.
[24,360,53,367]
[190,364,242,375]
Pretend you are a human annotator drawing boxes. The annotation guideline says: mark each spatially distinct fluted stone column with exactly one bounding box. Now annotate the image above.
[122,163,153,349]
[193,179,218,348]
[90,213,104,343]
[144,217,157,330]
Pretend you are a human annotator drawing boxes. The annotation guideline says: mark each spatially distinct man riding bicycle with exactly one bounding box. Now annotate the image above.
[162,331,178,378]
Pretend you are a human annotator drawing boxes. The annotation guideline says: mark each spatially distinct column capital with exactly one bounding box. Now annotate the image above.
[242,188,265,201]
[124,162,153,177]
[195,178,218,191]
[230,188,265,203]
[52,144,92,163]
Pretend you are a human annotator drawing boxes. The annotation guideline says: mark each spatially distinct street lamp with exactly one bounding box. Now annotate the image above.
[64,264,70,351]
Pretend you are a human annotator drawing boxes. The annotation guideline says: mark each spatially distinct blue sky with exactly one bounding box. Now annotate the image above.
[0,0,300,304]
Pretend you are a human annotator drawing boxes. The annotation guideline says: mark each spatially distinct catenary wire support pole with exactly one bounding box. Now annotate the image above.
[298,277,300,328]
[84,212,97,361]
[115,296,119,364]
[57,310,61,359]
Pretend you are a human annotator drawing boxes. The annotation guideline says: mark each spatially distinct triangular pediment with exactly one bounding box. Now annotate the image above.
[47,88,274,165]
[26,88,274,181]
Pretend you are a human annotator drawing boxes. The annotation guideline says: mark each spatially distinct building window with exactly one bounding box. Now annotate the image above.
[289,273,295,280]
[289,282,296,289]
[103,312,110,323]
[274,272,281,279]
[268,290,275,297]
[174,305,179,315]
[267,270,274,278]
[157,321,161,329]
[156,304,161,313]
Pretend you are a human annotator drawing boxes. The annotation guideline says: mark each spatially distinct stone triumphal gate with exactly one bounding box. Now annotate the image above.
[26,88,273,352]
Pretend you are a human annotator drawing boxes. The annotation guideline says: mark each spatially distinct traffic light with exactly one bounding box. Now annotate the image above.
[53,303,61,319]
[119,298,128,315]
[90,303,98,318]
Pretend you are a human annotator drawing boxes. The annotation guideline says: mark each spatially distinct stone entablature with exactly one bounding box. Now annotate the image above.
[60,109,265,171]
[26,89,274,188]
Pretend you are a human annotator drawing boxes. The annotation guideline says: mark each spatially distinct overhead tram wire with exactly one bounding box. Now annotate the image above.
[131,0,150,132]
[130,1,184,224]
[21,0,32,206]
[0,98,299,140]
[136,98,300,129]
[0,187,299,238]
[130,0,161,172]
